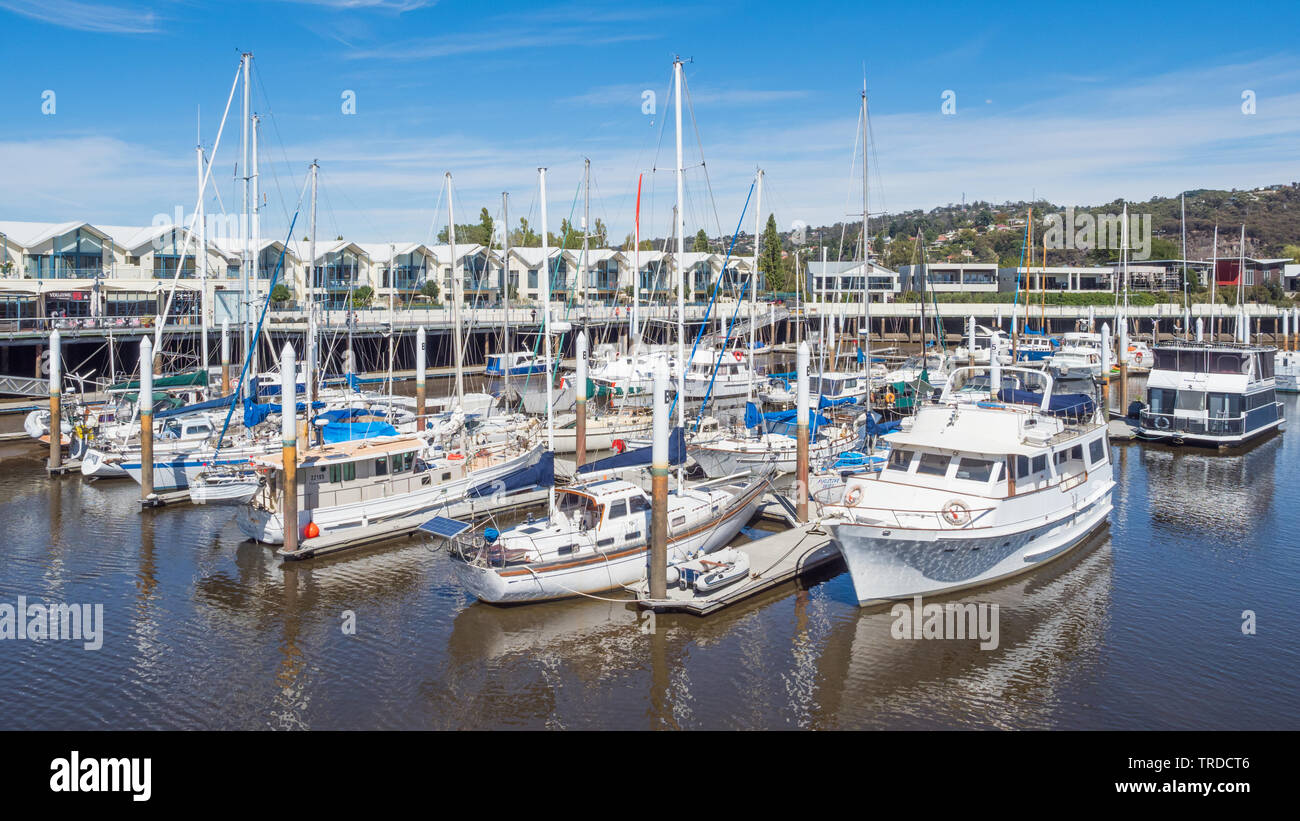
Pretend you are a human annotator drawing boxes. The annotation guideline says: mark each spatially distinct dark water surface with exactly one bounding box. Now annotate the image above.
[1,394,1297,730]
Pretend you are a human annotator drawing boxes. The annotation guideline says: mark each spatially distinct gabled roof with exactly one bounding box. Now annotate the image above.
[354,242,433,264]
[0,220,110,248]
[507,247,563,267]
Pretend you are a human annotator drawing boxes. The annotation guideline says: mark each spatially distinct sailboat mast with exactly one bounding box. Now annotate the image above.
[240,52,251,398]
[540,167,555,460]
[251,112,261,380]
[674,57,686,487]
[582,157,590,309]
[861,86,871,413]
[502,190,510,395]
[196,134,209,391]
[748,168,762,402]
[633,174,642,351]
[446,172,464,402]
[307,160,318,439]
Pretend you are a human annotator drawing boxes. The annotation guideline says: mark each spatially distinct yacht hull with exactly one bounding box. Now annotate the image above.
[829,485,1113,605]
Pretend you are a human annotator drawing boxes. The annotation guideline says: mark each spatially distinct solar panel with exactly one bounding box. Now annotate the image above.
[418,516,473,540]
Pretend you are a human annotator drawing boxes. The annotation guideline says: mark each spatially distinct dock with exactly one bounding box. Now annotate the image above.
[140,489,194,508]
[633,518,840,616]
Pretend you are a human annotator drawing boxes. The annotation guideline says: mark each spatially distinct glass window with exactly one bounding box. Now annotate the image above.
[1148,388,1176,415]
[607,500,627,519]
[1016,455,1031,478]
[888,449,913,471]
[1175,390,1205,412]
[955,458,993,482]
[1031,455,1047,473]
[629,496,650,513]
[1089,438,1106,465]
[916,453,951,476]
[375,458,388,476]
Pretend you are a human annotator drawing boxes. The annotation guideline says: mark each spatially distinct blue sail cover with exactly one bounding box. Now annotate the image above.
[743,403,828,436]
[819,394,858,409]
[345,373,389,391]
[312,407,394,425]
[243,398,325,429]
[155,393,236,420]
[996,389,1096,420]
[576,427,686,475]
[468,451,555,497]
[320,421,399,443]
[865,411,902,437]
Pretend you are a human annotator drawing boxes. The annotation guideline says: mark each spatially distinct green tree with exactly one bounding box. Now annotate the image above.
[270,283,291,305]
[758,214,786,292]
[350,285,374,309]
[512,218,540,247]
[419,280,440,302]
[693,229,711,253]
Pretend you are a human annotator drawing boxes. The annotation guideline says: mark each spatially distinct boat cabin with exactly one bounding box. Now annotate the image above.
[1138,342,1283,445]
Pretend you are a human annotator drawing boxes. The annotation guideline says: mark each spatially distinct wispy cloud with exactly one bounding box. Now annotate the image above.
[562,84,810,108]
[278,0,437,11]
[0,0,159,34]
[347,27,656,61]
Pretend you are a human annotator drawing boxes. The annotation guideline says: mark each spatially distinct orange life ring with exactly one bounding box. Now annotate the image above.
[884,390,896,405]
[732,350,744,362]
[845,486,863,506]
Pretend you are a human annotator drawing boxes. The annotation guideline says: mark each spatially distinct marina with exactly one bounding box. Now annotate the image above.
[1,0,1298,750]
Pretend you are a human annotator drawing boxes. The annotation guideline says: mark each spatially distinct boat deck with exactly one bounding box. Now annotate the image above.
[633,518,840,616]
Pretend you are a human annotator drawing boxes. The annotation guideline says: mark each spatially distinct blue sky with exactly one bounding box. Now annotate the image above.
[1,0,1299,247]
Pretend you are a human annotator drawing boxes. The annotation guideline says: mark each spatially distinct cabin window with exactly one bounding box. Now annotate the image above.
[1148,388,1176,415]
[441,472,451,481]
[954,458,993,483]
[1088,438,1106,465]
[597,538,614,548]
[1210,352,1246,375]
[1175,390,1205,412]
[888,449,914,472]
[916,453,951,477]
[629,496,650,514]
[670,515,686,527]
[344,463,356,481]
[1031,455,1047,474]
[625,531,641,542]
[374,458,388,476]
[1016,455,1031,479]
[607,500,627,519]
[329,465,340,483]
[1257,354,1274,380]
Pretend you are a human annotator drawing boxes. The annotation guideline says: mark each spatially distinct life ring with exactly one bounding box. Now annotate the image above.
[448,452,465,461]
[1155,415,1171,431]
[732,350,744,362]
[941,499,971,526]
[884,390,896,406]
[844,486,863,506]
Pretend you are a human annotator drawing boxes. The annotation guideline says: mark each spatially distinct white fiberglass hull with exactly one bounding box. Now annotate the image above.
[80,448,129,478]
[452,484,767,604]
[121,443,275,492]
[828,484,1112,605]
[691,433,857,478]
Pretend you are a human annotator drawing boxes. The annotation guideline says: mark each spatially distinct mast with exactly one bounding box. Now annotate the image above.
[307,160,318,443]
[251,112,261,379]
[539,167,555,462]
[1181,193,1188,311]
[1210,224,1219,338]
[748,168,762,402]
[446,172,464,402]
[502,190,510,395]
[196,130,209,392]
[633,174,642,352]
[674,57,686,489]
[582,157,590,308]
[240,52,251,398]
[860,83,870,369]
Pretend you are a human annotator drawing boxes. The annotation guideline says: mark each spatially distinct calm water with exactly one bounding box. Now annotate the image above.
[1,394,1297,730]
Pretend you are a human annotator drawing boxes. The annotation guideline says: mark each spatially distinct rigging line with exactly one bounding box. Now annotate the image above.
[679,69,725,242]
[838,102,864,264]
[252,65,299,228]
[213,173,310,457]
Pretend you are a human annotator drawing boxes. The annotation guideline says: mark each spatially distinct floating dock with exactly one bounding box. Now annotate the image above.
[633,517,840,616]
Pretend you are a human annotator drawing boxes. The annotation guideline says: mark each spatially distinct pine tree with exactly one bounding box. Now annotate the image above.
[759,214,786,292]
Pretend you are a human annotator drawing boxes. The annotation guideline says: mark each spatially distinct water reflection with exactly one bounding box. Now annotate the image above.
[1139,435,1280,540]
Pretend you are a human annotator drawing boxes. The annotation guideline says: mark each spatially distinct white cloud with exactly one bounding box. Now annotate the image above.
[0,0,159,34]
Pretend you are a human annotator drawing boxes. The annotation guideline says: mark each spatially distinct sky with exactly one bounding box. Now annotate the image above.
[1,0,1299,248]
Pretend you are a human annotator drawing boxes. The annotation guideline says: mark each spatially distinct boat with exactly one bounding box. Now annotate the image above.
[1277,349,1299,393]
[189,466,263,505]
[1135,341,1285,447]
[1046,331,1105,376]
[442,473,768,604]
[1014,331,1058,362]
[668,547,750,593]
[816,365,1114,605]
[237,433,548,551]
[485,351,551,377]
[689,404,861,478]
